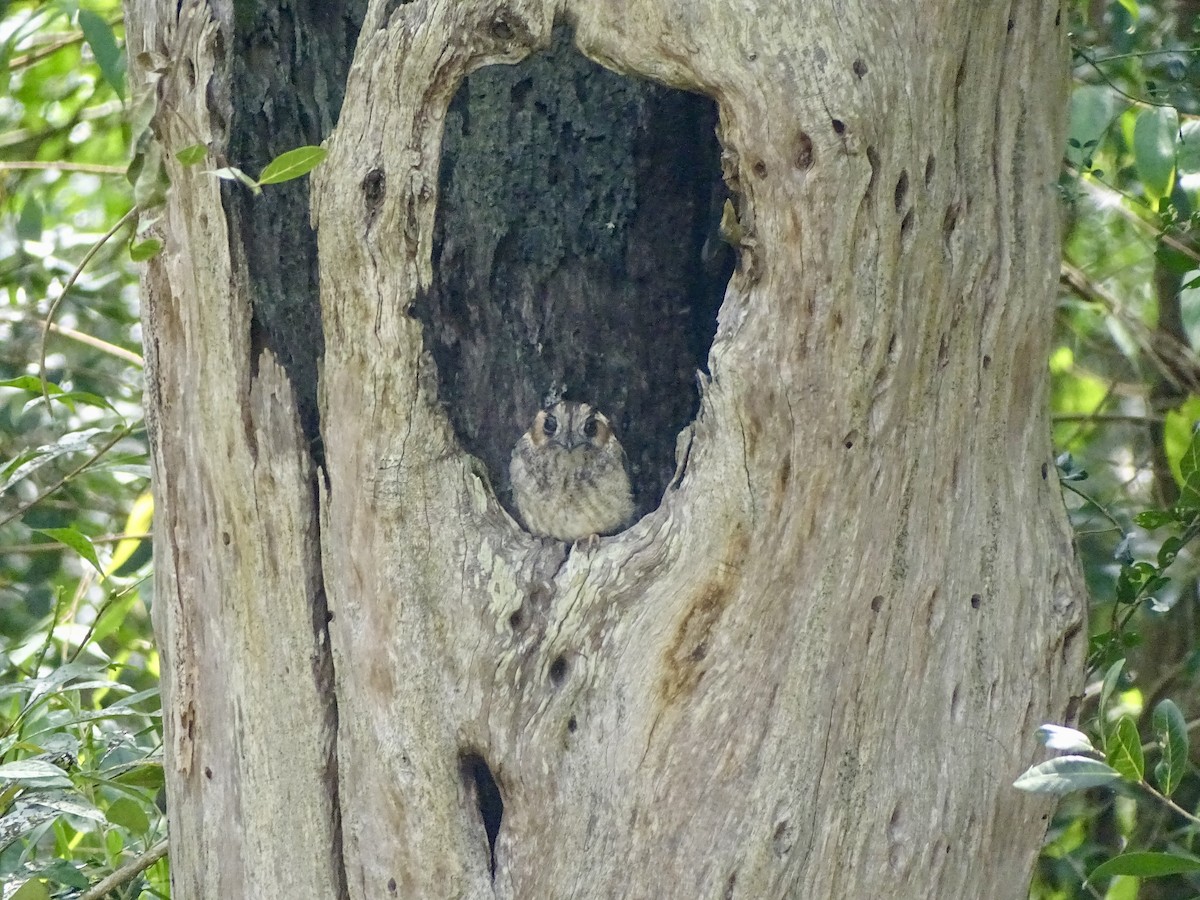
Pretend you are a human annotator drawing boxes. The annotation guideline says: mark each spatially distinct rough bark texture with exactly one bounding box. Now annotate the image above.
[131,0,1084,898]
[125,2,359,898]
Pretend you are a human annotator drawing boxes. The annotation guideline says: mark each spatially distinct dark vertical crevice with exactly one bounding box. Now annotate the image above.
[460,752,504,879]
[224,0,370,465]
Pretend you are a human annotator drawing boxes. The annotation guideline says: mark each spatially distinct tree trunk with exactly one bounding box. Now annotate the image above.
[129,1,1084,898]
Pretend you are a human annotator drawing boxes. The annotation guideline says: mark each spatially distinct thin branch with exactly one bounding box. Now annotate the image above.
[0,161,127,175]
[43,322,144,366]
[79,839,168,900]
[38,206,140,406]
[0,425,134,530]
[1053,413,1164,425]
[1087,47,1200,65]
[1074,176,1200,267]
[4,532,150,554]
[1072,46,1184,110]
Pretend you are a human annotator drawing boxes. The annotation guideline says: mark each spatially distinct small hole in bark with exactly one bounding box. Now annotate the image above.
[982,355,991,369]
[970,593,982,609]
[460,753,503,879]
[1007,18,1015,31]
[508,608,524,630]
[843,429,858,450]
[894,170,908,212]
[549,654,569,685]
[752,159,768,178]
[871,595,884,612]
[942,204,959,240]
[852,58,868,78]
[1055,9,1061,25]
[865,146,879,199]
[362,168,386,212]
[900,209,914,240]
[1041,462,1049,480]
[924,154,935,185]
[831,118,846,134]
[221,532,230,545]
[567,715,578,733]
[204,766,213,779]
[793,130,814,169]
[387,878,397,893]
[491,16,515,41]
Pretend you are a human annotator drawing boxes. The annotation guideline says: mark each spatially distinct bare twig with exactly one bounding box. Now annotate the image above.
[38,205,140,406]
[79,839,168,900]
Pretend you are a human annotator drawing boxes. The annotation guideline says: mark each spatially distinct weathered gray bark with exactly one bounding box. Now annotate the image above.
[131,0,1084,898]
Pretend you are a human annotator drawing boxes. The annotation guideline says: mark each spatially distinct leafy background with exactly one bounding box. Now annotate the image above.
[0,0,1197,897]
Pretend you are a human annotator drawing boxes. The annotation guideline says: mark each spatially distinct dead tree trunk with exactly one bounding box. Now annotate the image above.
[128,0,1084,898]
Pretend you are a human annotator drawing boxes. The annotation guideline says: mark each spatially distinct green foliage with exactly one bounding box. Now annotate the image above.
[0,2,164,897]
[1026,2,1200,895]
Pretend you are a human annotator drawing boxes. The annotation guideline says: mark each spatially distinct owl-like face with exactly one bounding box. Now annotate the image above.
[510,400,633,541]
[527,402,615,453]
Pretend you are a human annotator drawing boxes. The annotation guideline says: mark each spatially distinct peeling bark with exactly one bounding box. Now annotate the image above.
[129,0,1083,898]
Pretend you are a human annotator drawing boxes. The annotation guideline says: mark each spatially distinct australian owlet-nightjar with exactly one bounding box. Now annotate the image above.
[509,401,634,542]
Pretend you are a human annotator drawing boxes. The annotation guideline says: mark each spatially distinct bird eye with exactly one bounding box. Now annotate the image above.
[542,414,558,436]
[583,417,599,438]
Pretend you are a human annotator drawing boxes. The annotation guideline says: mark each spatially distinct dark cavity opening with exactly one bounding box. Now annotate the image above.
[415,26,731,523]
[460,752,504,879]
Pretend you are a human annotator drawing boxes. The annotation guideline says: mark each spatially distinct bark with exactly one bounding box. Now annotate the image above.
[130,0,1084,898]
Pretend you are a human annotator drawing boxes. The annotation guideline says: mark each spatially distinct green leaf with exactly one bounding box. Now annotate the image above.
[1098,659,1125,738]
[1134,509,1176,529]
[1113,0,1139,21]
[0,427,109,493]
[1012,756,1122,794]
[1151,699,1189,796]
[1179,120,1200,174]
[1088,851,1200,883]
[35,859,89,890]
[78,10,126,100]
[256,145,327,185]
[1037,724,1095,753]
[129,237,163,261]
[32,528,101,573]
[1066,85,1117,169]
[175,143,208,166]
[0,376,62,395]
[0,759,72,788]
[16,197,43,241]
[1105,716,1144,782]
[1157,535,1184,568]
[1132,106,1179,200]
[105,796,151,833]
[9,879,51,900]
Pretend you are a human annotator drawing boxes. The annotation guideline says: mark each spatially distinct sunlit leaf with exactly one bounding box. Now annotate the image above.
[175,143,208,166]
[1037,724,1095,753]
[256,145,327,185]
[1104,716,1144,782]
[129,237,163,261]
[1013,756,1121,794]
[1088,851,1200,883]
[32,528,101,574]
[0,759,72,788]
[1151,699,1188,797]
[105,796,151,832]
[1132,106,1179,200]
[78,10,126,100]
